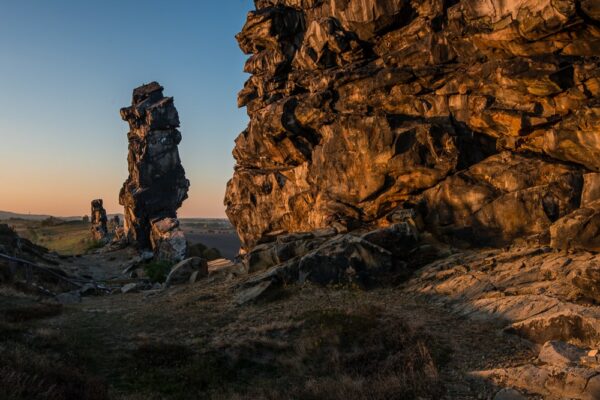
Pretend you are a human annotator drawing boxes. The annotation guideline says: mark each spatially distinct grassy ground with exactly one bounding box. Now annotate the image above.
[0,288,109,400]
[2,217,240,257]
[5,219,95,255]
[0,262,534,400]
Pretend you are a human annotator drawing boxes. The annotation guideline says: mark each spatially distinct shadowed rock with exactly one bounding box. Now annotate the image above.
[90,199,108,242]
[119,82,190,262]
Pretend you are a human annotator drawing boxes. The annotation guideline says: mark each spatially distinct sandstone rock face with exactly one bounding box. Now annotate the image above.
[119,82,190,261]
[90,199,108,242]
[226,0,600,252]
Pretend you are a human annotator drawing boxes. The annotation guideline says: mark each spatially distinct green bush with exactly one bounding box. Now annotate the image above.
[144,261,173,283]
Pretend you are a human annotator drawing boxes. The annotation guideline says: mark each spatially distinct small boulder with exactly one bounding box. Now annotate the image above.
[164,257,208,287]
[538,340,586,367]
[360,222,419,256]
[235,280,274,305]
[298,235,393,285]
[121,282,139,294]
[568,262,600,303]
[550,201,600,252]
[246,243,279,273]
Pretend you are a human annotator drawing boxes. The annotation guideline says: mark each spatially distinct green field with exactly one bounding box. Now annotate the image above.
[4,218,95,255]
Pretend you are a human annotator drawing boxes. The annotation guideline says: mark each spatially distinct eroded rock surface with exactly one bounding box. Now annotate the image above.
[90,199,108,242]
[409,245,600,399]
[225,0,600,252]
[119,82,190,262]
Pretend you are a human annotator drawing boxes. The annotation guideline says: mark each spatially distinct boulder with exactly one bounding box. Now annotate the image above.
[550,201,600,252]
[245,229,336,273]
[121,282,139,294]
[360,222,419,256]
[298,235,393,285]
[538,340,586,367]
[568,262,600,303]
[164,257,208,287]
[150,218,187,262]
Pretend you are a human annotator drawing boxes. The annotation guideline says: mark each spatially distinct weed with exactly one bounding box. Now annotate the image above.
[144,260,173,283]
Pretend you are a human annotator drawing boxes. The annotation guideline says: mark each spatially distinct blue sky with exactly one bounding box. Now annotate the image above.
[0,0,254,217]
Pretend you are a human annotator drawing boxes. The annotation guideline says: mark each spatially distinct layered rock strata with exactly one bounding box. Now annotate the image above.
[409,245,600,399]
[225,0,600,253]
[90,199,108,242]
[119,82,190,262]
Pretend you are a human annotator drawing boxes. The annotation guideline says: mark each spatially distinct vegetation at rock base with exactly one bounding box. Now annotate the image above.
[144,260,174,283]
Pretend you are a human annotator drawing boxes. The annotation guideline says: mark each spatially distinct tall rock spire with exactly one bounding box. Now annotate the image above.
[119,82,190,261]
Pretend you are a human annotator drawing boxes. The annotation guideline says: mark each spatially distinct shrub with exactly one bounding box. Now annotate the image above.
[144,260,173,283]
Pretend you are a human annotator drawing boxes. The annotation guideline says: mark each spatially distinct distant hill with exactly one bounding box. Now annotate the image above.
[0,210,84,221]
[0,210,54,221]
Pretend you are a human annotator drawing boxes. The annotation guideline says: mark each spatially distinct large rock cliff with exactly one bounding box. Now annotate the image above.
[225,0,600,253]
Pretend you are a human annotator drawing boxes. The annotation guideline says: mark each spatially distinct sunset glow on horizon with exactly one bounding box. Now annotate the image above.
[0,0,254,218]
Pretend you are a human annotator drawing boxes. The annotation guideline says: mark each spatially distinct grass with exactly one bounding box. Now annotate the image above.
[104,307,445,400]
[5,292,447,400]
[85,239,105,252]
[0,291,109,400]
[10,220,92,255]
[144,260,174,283]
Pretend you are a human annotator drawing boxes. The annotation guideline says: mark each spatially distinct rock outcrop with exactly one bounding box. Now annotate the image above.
[119,82,190,262]
[90,199,108,242]
[225,0,600,253]
[408,245,600,399]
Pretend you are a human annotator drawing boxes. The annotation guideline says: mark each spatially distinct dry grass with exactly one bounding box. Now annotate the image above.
[0,289,109,400]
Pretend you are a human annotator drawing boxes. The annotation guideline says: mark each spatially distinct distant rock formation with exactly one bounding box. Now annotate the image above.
[90,199,108,242]
[226,0,600,252]
[119,82,190,261]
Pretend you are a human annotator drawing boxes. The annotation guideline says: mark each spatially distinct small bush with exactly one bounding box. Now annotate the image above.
[144,260,173,283]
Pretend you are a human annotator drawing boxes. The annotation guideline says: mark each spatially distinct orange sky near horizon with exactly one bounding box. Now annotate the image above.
[0,158,231,219]
[0,180,230,219]
[0,1,252,221]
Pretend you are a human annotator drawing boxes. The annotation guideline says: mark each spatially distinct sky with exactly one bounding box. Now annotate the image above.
[0,0,254,218]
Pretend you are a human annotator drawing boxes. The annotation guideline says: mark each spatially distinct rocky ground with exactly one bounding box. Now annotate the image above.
[2,239,599,400]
